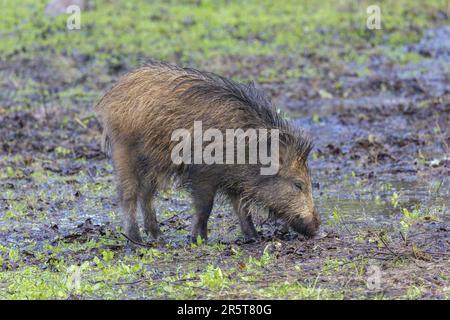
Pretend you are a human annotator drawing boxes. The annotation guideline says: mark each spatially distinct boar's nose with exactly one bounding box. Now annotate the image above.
[289,212,320,238]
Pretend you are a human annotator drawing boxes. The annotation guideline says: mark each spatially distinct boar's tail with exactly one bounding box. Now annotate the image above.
[101,129,112,157]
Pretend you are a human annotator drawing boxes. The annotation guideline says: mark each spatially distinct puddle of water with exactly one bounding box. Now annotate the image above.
[315,176,449,225]
[289,25,450,225]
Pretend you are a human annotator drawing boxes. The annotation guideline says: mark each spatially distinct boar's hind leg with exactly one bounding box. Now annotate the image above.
[113,143,142,243]
[190,186,216,242]
[231,196,258,241]
[139,181,161,239]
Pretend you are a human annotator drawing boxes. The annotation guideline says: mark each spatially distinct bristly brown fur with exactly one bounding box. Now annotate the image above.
[96,60,319,243]
[104,59,313,161]
[175,60,311,159]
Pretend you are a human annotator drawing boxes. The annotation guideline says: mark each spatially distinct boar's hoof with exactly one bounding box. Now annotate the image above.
[144,225,162,240]
[125,225,143,244]
[242,236,259,244]
[188,234,207,244]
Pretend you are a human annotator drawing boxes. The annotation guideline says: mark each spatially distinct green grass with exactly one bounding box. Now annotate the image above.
[257,281,344,299]
[0,236,344,299]
[1,0,446,110]
[1,0,447,72]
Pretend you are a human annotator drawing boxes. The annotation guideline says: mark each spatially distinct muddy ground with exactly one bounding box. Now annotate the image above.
[0,19,449,299]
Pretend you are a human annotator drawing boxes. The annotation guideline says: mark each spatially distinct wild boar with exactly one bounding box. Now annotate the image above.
[96,60,320,243]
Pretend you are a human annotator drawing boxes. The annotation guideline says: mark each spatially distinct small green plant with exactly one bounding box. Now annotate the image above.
[8,248,20,263]
[200,265,229,291]
[101,250,115,263]
[402,207,420,220]
[390,192,399,208]
[258,280,343,299]
[5,166,15,178]
[328,207,343,226]
[190,235,205,248]
[247,245,273,270]
[3,202,29,220]
[312,114,321,123]
[374,195,382,205]
[322,258,347,275]
[380,182,393,192]
[54,146,71,157]
[402,205,441,222]
[405,286,423,299]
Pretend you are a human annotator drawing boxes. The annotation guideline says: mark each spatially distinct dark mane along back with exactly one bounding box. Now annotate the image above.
[145,60,313,162]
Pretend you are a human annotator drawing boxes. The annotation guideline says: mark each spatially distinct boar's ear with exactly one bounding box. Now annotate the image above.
[278,130,313,165]
[259,130,288,168]
[277,132,293,166]
[297,136,313,164]
[275,143,286,167]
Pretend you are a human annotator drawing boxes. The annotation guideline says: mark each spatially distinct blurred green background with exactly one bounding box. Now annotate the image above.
[2,0,448,70]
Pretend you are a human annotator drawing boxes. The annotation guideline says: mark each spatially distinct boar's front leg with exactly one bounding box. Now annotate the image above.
[190,185,216,242]
[113,143,142,243]
[231,196,258,241]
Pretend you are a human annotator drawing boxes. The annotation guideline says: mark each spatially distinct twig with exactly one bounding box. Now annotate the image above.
[399,231,407,245]
[377,234,399,257]
[435,177,444,196]
[74,117,87,129]
[115,277,199,287]
[120,232,152,247]
[114,278,148,286]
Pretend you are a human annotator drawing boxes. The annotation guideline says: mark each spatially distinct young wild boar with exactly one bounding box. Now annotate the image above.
[95,60,320,243]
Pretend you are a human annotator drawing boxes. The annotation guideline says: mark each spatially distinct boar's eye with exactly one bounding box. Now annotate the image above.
[293,181,305,191]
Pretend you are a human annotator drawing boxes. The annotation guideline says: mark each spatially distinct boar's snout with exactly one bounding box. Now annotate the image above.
[289,207,320,238]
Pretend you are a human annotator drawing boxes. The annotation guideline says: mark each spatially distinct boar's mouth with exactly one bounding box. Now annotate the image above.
[268,208,320,238]
[288,218,319,238]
